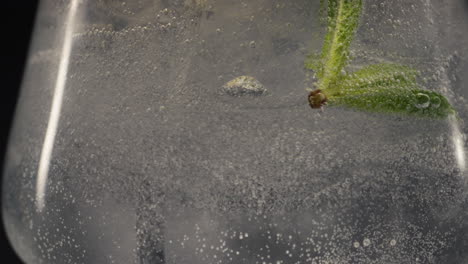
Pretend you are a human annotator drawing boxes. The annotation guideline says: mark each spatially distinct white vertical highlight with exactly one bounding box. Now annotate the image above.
[450,116,466,173]
[36,0,80,212]
[424,0,466,173]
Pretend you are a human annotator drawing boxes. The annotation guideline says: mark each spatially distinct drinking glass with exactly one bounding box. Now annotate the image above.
[3,0,468,263]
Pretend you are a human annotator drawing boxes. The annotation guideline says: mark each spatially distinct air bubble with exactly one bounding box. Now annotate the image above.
[363,238,371,247]
[415,93,430,109]
[430,96,441,108]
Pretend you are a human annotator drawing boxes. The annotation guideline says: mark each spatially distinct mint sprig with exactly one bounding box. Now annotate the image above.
[306,0,456,119]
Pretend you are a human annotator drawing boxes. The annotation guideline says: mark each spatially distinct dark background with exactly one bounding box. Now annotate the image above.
[1,1,39,263]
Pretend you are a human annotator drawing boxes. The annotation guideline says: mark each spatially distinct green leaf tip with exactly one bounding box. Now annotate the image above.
[315,0,363,91]
[306,0,456,119]
[326,87,456,119]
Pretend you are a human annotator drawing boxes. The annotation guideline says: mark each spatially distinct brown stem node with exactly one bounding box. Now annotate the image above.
[308,89,328,109]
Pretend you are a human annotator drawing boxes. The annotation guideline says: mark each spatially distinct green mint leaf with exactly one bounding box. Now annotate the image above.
[314,0,363,91]
[305,0,457,119]
[327,86,456,119]
[338,63,419,91]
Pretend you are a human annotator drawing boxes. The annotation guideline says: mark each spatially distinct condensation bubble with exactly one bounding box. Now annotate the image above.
[415,93,430,109]
[430,96,441,108]
[363,238,371,247]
